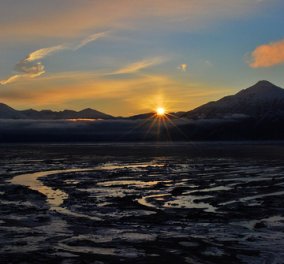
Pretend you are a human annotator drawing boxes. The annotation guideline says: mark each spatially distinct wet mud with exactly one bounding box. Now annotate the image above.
[1,143,284,263]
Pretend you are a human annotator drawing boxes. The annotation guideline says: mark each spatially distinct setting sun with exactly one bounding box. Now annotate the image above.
[156,107,166,116]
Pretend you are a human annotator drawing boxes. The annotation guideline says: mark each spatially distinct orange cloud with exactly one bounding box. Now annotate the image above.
[249,39,284,68]
[0,72,173,104]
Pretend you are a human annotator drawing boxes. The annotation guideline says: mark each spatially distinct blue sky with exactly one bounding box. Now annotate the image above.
[0,0,284,115]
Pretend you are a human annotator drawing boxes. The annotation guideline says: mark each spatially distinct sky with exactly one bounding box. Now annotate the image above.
[0,0,284,116]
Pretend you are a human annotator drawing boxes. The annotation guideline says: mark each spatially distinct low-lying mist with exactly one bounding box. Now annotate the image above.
[1,117,284,142]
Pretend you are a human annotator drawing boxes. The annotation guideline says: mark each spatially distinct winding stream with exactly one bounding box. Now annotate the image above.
[10,168,102,220]
[8,162,162,220]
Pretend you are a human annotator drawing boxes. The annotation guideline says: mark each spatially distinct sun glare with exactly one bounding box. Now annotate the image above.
[156,107,166,116]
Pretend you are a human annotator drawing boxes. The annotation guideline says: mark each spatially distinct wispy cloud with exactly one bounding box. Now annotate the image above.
[74,32,109,50]
[0,60,46,85]
[25,45,66,62]
[249,39,284,68]
[0,75,22,85]
[0,71,230,115]
[0,32,107,85]
[1,52,48,85]
[0,1,269,38]
[112,57,165,75]
[15,61,45,77]
[0,72,175,108]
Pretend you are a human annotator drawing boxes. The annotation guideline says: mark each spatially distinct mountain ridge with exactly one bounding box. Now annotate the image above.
[183,80,284,119]
[1,80,284,120]
[0,104,114,120]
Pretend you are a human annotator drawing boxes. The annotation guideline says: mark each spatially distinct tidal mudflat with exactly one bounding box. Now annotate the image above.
[1,143,284,263]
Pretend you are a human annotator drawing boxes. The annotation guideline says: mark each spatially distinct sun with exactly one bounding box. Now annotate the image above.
[156,107,166,116]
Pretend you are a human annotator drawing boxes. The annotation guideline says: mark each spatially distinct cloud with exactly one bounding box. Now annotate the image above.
[15,61,45,76]
[178,64,187,72]
[0,0,270,38]
[0,75,22,85]
[74,31,108,50]
[0,32,107,85]
[0,71,177,112]
[112,57,165,75]
[25,45,66,62]
[0,60,46,86]
[249,39,284,68]
[1,53,48,85]
[0,70,230,116]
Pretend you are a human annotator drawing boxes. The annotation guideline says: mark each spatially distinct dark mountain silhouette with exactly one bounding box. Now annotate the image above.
[127,113,155,120]
[127,81,284,120]
[183,81,284,119]
[1,80,284,124]
[21,108,114,120]
[164,80,284,141]
[0,104,113,120]
[2,81,284,142]
[0,103,25,119]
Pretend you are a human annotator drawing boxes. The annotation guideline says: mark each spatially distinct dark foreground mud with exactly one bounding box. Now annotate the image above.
[1,143,284,263]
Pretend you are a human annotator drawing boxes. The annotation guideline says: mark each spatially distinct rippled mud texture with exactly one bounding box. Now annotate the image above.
[1,143,284,264]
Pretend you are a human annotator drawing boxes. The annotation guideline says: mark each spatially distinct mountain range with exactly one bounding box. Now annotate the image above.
[0,104,113,120]
[2,80,284,142]
[0,80,284,120]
